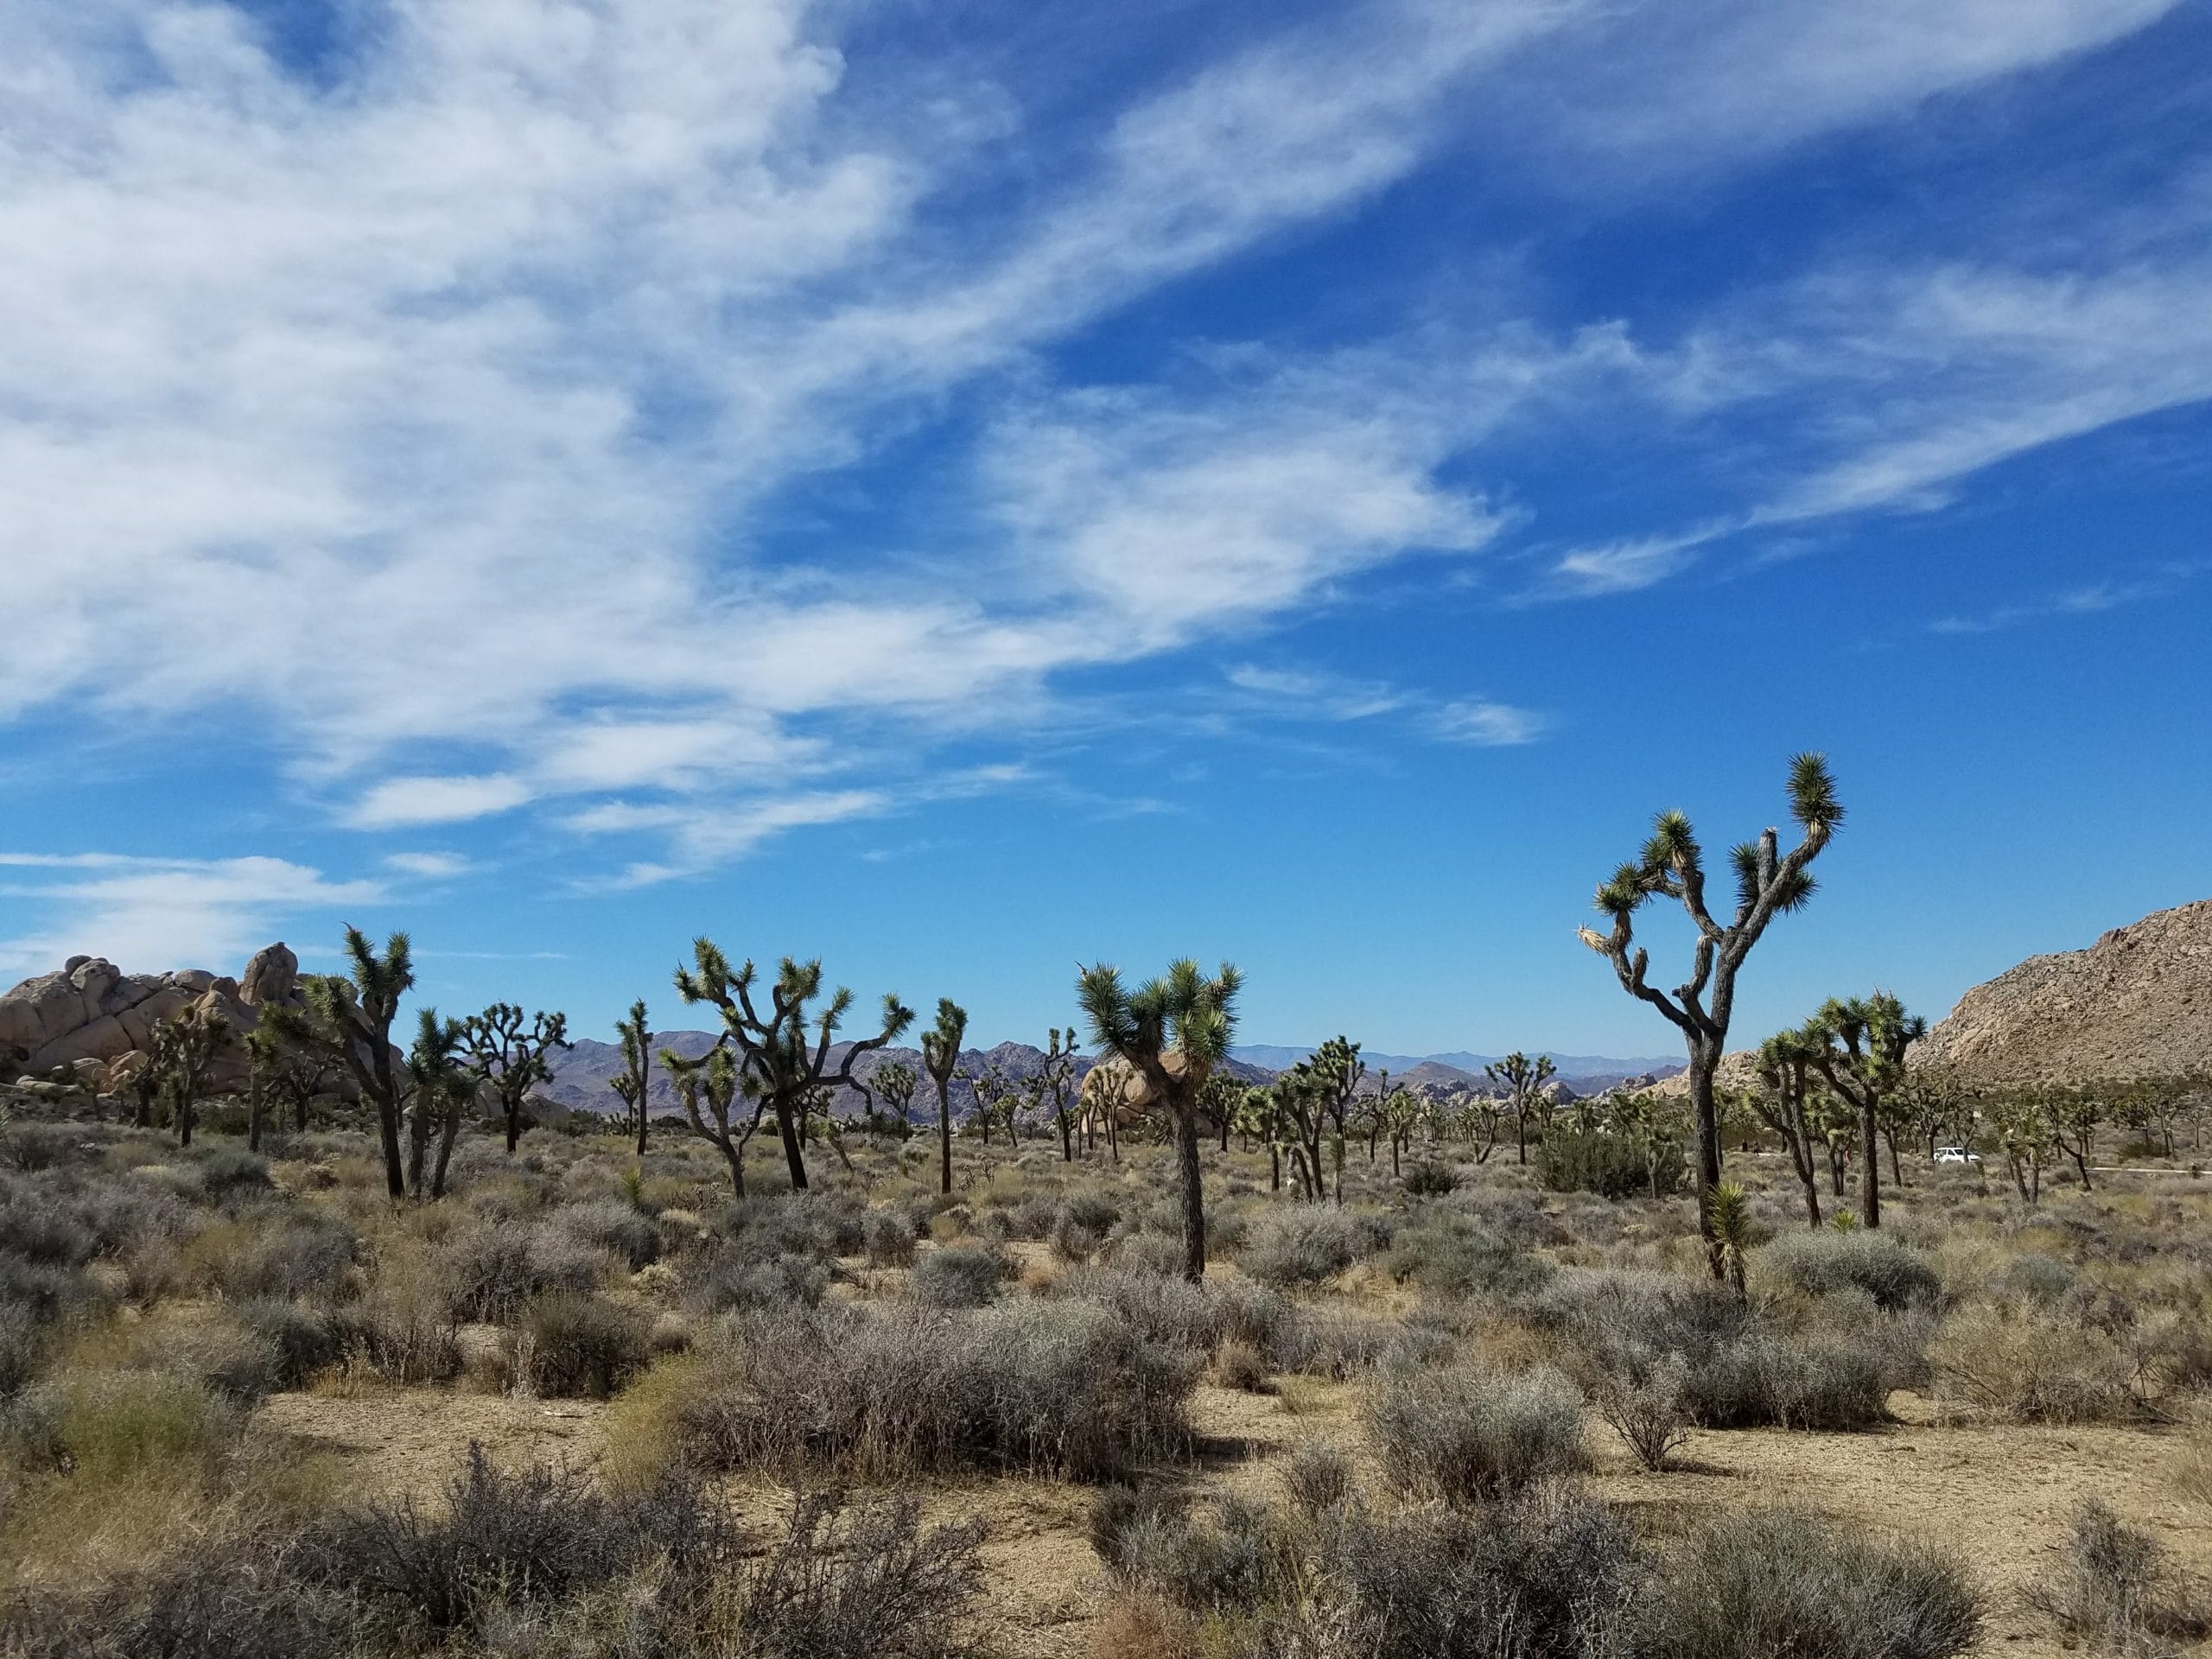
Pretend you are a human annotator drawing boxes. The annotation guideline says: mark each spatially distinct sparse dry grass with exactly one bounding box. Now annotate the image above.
[1,1108,2209,1656]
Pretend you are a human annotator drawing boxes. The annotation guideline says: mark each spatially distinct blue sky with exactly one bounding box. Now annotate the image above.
[2,0,2208,1058]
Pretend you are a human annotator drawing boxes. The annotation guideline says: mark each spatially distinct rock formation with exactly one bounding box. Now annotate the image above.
[1916,898,2212,1087]
[0,943,305,1096]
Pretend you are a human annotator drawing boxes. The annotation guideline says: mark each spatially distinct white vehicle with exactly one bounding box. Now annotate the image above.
[1932,1145,1982,1166]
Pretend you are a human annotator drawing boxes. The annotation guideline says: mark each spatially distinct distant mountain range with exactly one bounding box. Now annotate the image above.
[1231,1046,1682,1098]
[540,1031,1677,1118]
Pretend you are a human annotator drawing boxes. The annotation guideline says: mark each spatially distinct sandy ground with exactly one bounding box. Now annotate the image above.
[251,1380,2210,1657]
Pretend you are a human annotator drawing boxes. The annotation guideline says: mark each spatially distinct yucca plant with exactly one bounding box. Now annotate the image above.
[1802,991,1925,1229]
[607,1001,651,1154]
[1707,1180,1753,1301]
[462,1001,571,1154]
[1579,754,1840,1282]
[405,1007,473,1199]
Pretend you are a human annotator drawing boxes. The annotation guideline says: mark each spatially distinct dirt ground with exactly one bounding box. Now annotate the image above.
[253,1380,2211,1657]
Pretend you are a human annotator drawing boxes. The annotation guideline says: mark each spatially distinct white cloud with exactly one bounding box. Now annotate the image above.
[0,854,381,979]
[1226,666,1409,721]
[0,0,2196,879]
[569,788,892,886]
[1433,701,1548,746]
[383,851,475,879]
[346,774,532,828]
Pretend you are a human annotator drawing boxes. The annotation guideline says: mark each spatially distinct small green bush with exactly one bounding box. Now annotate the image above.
[1537,1131,1681,1199]
[1365,1363,1587,1503]
[519,1293,648,1399]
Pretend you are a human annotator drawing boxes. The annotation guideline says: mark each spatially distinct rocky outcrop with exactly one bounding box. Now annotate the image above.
[1916,899,2212,1087]
[0,944,307,1095]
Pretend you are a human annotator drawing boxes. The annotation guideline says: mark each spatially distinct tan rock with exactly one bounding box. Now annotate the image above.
[238,943,299,1007]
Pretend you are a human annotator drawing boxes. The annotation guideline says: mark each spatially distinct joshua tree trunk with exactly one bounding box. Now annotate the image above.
[934,1079,953,1196]
[1174,1096,1205,1281]
[1859,1100,1881,1230]
[773,1099,810,1192]
[1269,1143,1281,1191]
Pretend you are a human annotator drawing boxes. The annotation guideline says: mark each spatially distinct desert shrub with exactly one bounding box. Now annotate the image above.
[1049,1206,1105,1263]
[1764,1230,1942,1313]
[1106,1230,1185,1277]
[691,1246,830,1313]
[1366,1363,1587,1503]
[863,1206,919,1267]
[0,1123,85,1173]
[1636,1507,1980,1659]
[326,1256,461,1383]
[1386,1211,1551,1300]
[0,1301,48,1395]
[1243,1206,1362,1288]
[321,1445,725,1632]
[1994,1251,2075,1304]
[1209,1335,1270,1391]
[0,1525,372,1659]
[1537,1268,1898,1433]
[682,1300,1197,1479]
[213,1211,357,1302]
[909,1243,1010,1307]
[1402,1158,1461,1198]
[2024,1495,2202,1650]
[1591,1346,1692,1471]
[0,1254,93,1326]
[518,1292,648,1398]
[1930,1304,2142,1422]
[238,1299,341,1389]
[720,1488,988,1659]
[1061,1190,1122,1235]
[548,1198,660,1269]
[1284,1307,1405,1378]
[0,1175,99,1268]
[1328,1483,1636,1658]
[1280,1439,1355,1514]
[1538,1131,1681,1199]
[195,1147,272,1198]
[1098,1491,1281,1615]
[14,1368,232,1482]
[442,1220,607,1323]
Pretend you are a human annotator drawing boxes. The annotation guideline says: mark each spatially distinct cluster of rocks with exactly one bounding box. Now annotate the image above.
[0,943,304,1098]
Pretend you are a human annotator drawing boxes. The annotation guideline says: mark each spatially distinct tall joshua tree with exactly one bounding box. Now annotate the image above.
[609,1001,651,1154]
[1288,1036,1363,1206]
[675,942,915,1193]
[1078,958,1242,1284]
[407,1008,473,1199]
[1754,1027,1827,1230]
[1804,992,1924,1230]
[1041,1028,1079,1160]
[264,930,415,1198]
[1580,754,1840,1281]
[150,1002,232,1148]
[1484,1052,1556,1165]
[664,1046,764,1197]
[920,1000,968,1196]
[462,1003,571,1154]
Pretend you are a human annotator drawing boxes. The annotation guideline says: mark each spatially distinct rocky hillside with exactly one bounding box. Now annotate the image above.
[1916,898,2212,1086]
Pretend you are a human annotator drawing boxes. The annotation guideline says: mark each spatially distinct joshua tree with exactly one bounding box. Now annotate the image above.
[1078,958,1242,1283]
[961,1060,1020,1147]
[664,1046,765,1197]
[867,1060,918,1139]
[1287,1036,1363,1205]
[1201,1070,1246,1155]
[920,1000,968,1197]
[264,929,416,1198]
[1379,1088,1423,1177]
[673,943,915,1194]
[242,1022,279,1153]
[1484,1052,1556,1165]
[1754,1028,1827,1229]
[1237,1085,1288,1191]
[1803,992,1924,1230]
[150,1002,233,1148]
[605,1001,652,1154]
[2044,1084,2102,1192]
[1982,1086,2053,1203]
[406,1008,473,1199]
[461,1003,571,1154]
[1579,753,1840,1281]
[1040,1029,1079,1160]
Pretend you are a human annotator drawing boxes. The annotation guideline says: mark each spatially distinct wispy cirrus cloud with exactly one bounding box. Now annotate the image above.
[0,0,2199,905]
[0,855,381,978]
[1929,564,2202,635]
